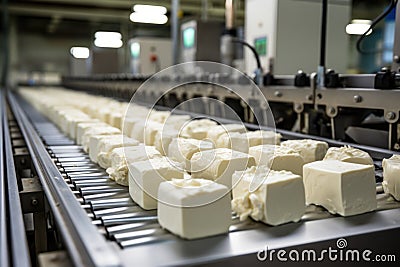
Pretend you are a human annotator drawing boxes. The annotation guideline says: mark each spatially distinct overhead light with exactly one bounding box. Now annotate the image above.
[70,47,89,59]
[130,42,140,58]
[94,31,122,40]
[94,31,123,48]
[346,19,372,35]
[133,4,167,15]
[94,38,123,48]
[129,12,168,24]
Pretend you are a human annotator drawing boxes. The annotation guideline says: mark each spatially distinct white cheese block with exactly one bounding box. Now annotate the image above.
[323,146,374,165]
[106,145,162,186]
[154,129,179,156]
[81,126,121,152]
[207,124,247,142]
[76,122,108,145]
[191,148,256,188]
[248,145,304,175]
[303,160,377,216]
[382,154,400,201]
[281,139,328,163]
[97,136,140,168]
[168,138,214,171]
[122,118,141,138]
[179,119,217,140]
[231,166,305,226]
[129,157,184,210]
[144,122,164,146]
[164,115,191,130]
[216,132,249,153]
[69,118,99,139]
[157,178,231,239]
[129,121,146,142]
[247,130,282,146]
[109,112,123,129]
[148,110,171,123]
[88,134,122,163]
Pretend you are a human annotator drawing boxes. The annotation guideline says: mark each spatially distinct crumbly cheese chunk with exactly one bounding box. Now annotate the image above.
[69,118,99,139]
[382,154,400,201]
[106,145,162,186]
[96,136,140,169]
[76,122,108,145]
[144,122,164,146]
[248,145,304,175]
[89,134,122,163]
[207,124,247,142]
[129,157,184,210]
[154,129,179,156]
[231,166,305,226]
[247,130,282,146]
[191,148,256,188]
[168,138,214,171]
[323,146,374,165]
[216,132,249,153]
[281,139,328,163]
[157,178,231,239]
[164,115,191,130]
[303,160,377,216]
[179,119,218,140]
[81,126,121,152]
[148,110,171,123]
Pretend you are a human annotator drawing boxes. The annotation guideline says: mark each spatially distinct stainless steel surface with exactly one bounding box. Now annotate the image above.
[0,90,10,267]
[8,92,121,267]
[2,90,31,267]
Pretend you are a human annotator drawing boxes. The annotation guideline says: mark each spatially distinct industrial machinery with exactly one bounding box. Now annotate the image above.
[2,1,400,267]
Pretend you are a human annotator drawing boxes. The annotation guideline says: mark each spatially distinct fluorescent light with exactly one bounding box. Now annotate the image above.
[94,38,123,48]
[94,31,122,40]
[346,19,372,35]
[129,12,168,24]
[70,47,89,59]
[133,4,167,15]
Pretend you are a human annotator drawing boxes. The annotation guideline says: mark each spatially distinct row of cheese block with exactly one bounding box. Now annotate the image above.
[19,88,400,240]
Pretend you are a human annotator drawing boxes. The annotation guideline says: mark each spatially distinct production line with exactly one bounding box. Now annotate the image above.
[2,0,400,266]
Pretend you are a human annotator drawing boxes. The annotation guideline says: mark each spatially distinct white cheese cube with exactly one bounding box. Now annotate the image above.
[81,126,121,152]
[157,179,231,239]
[97,136,140,169]
[281,139,328,163]
[164,115,191,130]
[168,138,214,171]
[76,122,108,145]
[129,121,146,142]
[109,112,123,129]
[106,145,162,186]
[69,119,99,139]
[122,118,141,137]
[148,110,171,123]
[303,160,377,216]
[180,119,217,140]
[154,129,179,156]
[89,134,122,163]
[129,157,184,210]
[191,148,256,188]
[323,146,374,165]
[248,145,304,175]
[216,132,249,153]
[144,122,164,146]
[247,130,282,146]
[382,154,400,201]
[207,124,247,141]
[232,166,305,226]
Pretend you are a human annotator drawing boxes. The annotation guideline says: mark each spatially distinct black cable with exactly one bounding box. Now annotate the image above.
[320,0,328,67]
[232,38,262,70]
[357,0,398,54]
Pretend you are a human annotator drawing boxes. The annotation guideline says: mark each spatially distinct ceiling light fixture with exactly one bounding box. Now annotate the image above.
[94,31,123,48]
[133,4,167,15]
[129,12,168,24]
[345,19,373,35]
[70,47,90,59]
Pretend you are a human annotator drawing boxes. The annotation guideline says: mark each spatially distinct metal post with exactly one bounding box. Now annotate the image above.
[201,0,208,21]
[392,2,400,72]
[171,0,180,65]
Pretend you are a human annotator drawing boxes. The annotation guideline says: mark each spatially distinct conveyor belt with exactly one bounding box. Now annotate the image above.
[8,90,400,266]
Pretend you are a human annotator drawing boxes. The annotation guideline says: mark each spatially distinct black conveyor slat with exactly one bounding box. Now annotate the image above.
[8,92,121,267]
[2,90,31,267]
